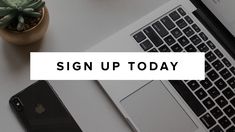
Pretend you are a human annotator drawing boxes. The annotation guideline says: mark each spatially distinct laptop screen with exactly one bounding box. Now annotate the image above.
[201,0,235,36]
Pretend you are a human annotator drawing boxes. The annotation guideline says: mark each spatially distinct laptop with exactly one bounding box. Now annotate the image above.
[88,0,235,131]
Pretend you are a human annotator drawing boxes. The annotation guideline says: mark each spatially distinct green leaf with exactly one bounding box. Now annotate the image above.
[24,11,41,17]
[0,7,14,16]
[17,22,23,31]
[27,0,42,8]
[2,0,16,8]
[23,0,34,7]
[0,0,8,6]
[33,1,44,10]
[18,15,24,23]
[0,12,15,28]
[0,12,15,22]
[3,0,29,7]
[23,7,33,12]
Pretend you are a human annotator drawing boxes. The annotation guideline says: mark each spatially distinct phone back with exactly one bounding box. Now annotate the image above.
[9,81,83,132]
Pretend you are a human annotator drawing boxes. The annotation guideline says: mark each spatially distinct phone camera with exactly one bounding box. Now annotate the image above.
[11,97,23,112]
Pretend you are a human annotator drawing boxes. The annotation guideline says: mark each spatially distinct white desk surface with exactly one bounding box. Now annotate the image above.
[0,0,167,131]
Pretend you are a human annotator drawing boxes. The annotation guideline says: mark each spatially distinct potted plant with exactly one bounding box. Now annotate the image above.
[0,0,49,45]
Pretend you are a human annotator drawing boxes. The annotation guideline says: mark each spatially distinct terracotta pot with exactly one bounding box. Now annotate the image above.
[0,7,49,45]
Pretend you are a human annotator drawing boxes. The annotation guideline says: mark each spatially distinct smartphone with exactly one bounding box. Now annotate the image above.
[9,81,83,132]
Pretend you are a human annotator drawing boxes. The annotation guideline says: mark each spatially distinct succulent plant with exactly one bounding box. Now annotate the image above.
[0,0,45,31]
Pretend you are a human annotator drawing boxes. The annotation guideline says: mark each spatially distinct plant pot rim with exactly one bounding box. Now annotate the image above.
[5,7,46,34]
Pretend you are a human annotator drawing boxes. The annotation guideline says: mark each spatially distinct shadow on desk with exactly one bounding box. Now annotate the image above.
[1,39,43,71]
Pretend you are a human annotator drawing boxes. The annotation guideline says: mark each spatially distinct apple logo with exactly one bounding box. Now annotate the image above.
[35,104,46,114]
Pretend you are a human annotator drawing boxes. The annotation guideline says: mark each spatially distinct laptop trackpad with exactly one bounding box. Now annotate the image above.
[120,81,198,132]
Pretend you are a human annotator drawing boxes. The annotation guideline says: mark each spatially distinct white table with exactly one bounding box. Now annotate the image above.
[0,0,166,131]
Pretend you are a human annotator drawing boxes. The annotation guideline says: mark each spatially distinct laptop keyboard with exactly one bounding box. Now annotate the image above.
[132,7,235,132]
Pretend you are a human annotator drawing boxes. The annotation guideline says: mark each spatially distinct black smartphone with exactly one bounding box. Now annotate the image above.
[9,81,83,132]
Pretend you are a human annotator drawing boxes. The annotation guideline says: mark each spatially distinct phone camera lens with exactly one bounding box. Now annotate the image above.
[11,97,23,112]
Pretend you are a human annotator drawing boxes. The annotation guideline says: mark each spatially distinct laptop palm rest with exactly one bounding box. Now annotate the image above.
[120,81,198,132]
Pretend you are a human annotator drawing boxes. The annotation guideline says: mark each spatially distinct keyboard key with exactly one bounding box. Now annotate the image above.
[200,113,216,129]
[228,77,235,89]
[169,11,181,21]
[148,48,158,52]
[227,126,235,132]
[161,16,176,30]
[203,97,215,109]
[197,43,209,52]
[220,68,232,80]
[212,60,224,71]
[171,28,182,38]
[170,81,206,116]
[207,41,216,49]
[177,8,186,16]
[192,24,201,32]
[152,21,169,37]
[140,40,153,51]
[216,96,228,108]
[222,88,235,99]
[200,78,213,89]
[184,16,193,24]
[222,58,232,67]
[231,98,235,108]
[199,32,208,41]
[190,35,202,45]
[164,35,176,46]
[159,45,170,52]
[215,78,227,90]
[231,116,235,124]
[210,125,223,132]
[205,61,212,72]
[183,27,195,37]
[218,116,231,129]
[195,88,207,100]
[208,87,220,99]
[230,67,235,75]
[214,49,224,58]
[176,19,187,29]
[178,36,190,47]
[223,105,235,117]
[206,51,217,62]
[208,70,219,81]
[144,27,164,47]
[133,32,146,43]
[210,107,223,119]
[171,43,183,52]
[187,80,200,91]
[185,44,197,52]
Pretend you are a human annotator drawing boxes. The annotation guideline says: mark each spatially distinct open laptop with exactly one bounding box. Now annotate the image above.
[89,0,235,131]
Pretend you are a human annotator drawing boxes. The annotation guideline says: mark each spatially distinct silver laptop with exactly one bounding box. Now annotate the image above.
[89,0,235,131]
